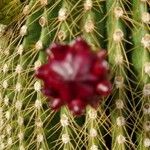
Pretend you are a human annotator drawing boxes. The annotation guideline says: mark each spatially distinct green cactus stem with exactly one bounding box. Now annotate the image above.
[80,0,110,149]
[107,0,135,149]
[0,0,150,149]
[132,0,150,149]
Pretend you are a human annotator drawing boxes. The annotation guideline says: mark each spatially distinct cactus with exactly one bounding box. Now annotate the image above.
[0,0,150,149]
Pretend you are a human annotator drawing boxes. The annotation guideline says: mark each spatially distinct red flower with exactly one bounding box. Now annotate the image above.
[35,38,112,115]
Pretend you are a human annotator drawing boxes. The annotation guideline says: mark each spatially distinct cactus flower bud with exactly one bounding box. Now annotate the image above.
[35,38,112,115]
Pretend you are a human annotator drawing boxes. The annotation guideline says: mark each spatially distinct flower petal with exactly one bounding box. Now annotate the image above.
[49,98,64,110]
[87,96,100,108]
[35,64,50,79]
[35,38,112,115]
[47,43,69,61]
[71,37,91,53]
[75,83,94,99]
[41,85,59,98]
[92,60,108,78]
[68,99,86,116]
[97,50,107,59]
[96,80,112,96]
[59,84,71,102]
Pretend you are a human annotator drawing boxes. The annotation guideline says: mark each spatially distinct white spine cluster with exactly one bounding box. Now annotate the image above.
[116,116,125,126]
[34,60,41,70]
[144,138,150,147]
[3,64,8,73]
[15,65,22,74]
[114,7,123,18]
[4,96,9,106]
[117,135,126,144]
[143,103,150,114]
[20,25,27,36]
[18,132,24,141]
[84,19,94,33]
[144,121,150,132]
[15,83,22,92]
[58,8,67,21]
[141,12,150,23]
[36,120,43,128]
[113,29,124,42]
[35,40,43,50]
[116,99,124,109]
[35,99,42,109]
[89,128,97,137]
[39,16,48,27]
[58,30,66,41]
[143,84,150,96]
[62,134,70,144]
[141,34,150,48]
[18,116,24,126]
[3,80,8,89]
[84,0,93,11]
[88,109,97,119]
[115,76,124,89]
[40,0,48,6]
[37,134,43,143]
[17,45,23,55]
[7,137,12,145]
[19,145,25,150]
[90,144,98,150]
[34,81,41,91]
[0,24,6,36]
[5,110,10,120]
[15,101,22,110]
[115,54,123,65]
[60,114,69,127]
[23,5,29,15]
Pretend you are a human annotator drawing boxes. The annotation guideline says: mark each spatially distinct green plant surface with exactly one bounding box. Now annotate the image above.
[132,0,150,150]
[0,0,150,150]
[80,1,110,149]
[0,0,23,25]
[106,0,135,149]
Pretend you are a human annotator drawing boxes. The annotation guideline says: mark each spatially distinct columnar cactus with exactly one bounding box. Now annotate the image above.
[0,0,150,150]
[132,0,150,149]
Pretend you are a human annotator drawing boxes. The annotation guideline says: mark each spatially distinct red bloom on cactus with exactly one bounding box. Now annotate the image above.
[35,38,112,115]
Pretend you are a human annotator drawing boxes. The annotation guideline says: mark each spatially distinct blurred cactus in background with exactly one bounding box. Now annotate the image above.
[0,0,149,149]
